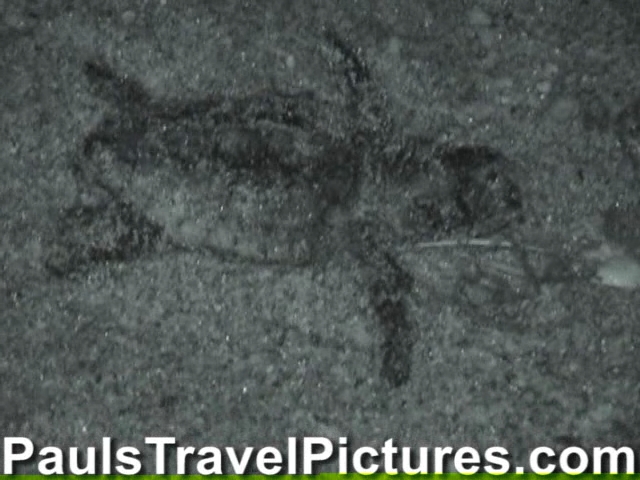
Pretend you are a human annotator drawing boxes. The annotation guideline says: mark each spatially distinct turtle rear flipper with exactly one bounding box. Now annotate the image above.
[83,57,151,108]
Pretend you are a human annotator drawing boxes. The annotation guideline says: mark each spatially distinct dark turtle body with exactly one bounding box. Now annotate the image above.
[46,33,524,387]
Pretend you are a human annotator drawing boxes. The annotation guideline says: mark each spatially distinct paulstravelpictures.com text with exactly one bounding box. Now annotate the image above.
[1,436,637,475]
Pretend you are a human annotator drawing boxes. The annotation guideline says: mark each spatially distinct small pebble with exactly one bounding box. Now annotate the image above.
[285,54,295,70]
[548,97,579,123]
[536,80,552,95]
[468,6,492,27]
[121,10,136,25]
[597,255,640,289]
[494,77,514,90]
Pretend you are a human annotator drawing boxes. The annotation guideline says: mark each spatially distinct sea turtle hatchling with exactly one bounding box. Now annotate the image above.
[46,33,525,386]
